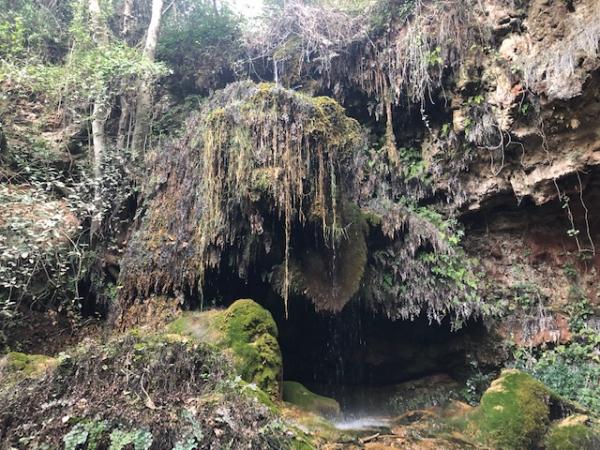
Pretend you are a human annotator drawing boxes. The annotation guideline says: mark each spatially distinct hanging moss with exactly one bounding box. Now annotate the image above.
[120,81,365,316]
[273,202,368,312]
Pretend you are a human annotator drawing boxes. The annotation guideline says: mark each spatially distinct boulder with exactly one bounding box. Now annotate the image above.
[469,369,554,449]
[282,381,341,418]
[544,415,600,450]
[168,299,282,398]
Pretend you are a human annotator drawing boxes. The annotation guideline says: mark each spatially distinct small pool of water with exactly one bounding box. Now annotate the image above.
[332,415,393,431]
[307,373,463,431]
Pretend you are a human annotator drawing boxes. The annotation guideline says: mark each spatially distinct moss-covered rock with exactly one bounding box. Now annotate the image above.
[168,299,282,398]
[544,415,600,450]
[468,369,555,449]
[119,81,365,317]
[221,299,282,398]
[283,381,341,418]
[0,331,301,449]
[0,351,56,384]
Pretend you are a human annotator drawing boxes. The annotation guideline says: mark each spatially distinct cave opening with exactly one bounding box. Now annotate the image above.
[270,295,491,420]
[198,265,493,421]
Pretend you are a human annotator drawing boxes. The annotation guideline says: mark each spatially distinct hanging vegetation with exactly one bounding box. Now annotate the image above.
[120,81,365,315]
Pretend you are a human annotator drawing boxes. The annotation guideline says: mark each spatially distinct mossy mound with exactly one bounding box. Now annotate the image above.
[0,332,303,449]
[468,369,555,449]
[168,299,282,398]
[220,299,282,398]
[283,381,341,418]
[544,415,600,450]
[119,81,365,316]
[0,351,56,385]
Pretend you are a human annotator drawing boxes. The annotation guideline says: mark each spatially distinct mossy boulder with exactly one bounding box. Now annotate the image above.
[283,381,341,418]
[544,415,600,450]
[0,351,56,384]
[0,332,301,449]
[167,299,282,398]
[468,369,555,449]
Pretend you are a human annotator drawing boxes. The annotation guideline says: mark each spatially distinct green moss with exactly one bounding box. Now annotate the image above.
[220,299,282,398]
[282,381,340,418]
[2,352,56,380]
[469,369,554,450]
[544,416,600,450]
[361,209,382,227]
[166,300,282,399]
[282,202,368,312]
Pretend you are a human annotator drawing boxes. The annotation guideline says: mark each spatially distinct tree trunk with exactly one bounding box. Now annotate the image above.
[88,0,109,238]
[117,0,135,151]
[130,0,164,156]
[122,0,134,39]
[116,97,130,151]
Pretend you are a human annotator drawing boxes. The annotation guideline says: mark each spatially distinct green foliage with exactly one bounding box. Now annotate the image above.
[425,46,443,66]
[172,437,198,450]
[565,283,594,332]
[0,184,87,319]
[398,146,428,181]
[0,0,69,61]
[63,421,107,450]
[362,201,483,326]
[0,0,167,121]
[368,0,415,33]
[0,15,25,59]
[109,428,153,450]
[158,0,242,97]
[460,359,496,406]
[514,330,600,414]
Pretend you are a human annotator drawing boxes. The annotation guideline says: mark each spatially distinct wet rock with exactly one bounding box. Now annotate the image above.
[283,381,341,418]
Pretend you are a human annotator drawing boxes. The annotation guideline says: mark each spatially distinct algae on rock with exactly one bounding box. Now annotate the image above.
[282,381,341,418]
